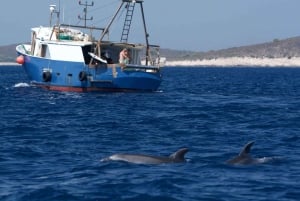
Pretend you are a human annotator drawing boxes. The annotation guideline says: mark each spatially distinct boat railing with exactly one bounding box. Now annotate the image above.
[59,24,105,32]
[16,44,31,55]
[143,44,163,67]
[50,24,105,42]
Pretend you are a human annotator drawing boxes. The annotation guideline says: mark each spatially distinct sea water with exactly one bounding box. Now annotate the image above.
[1,66,300,201]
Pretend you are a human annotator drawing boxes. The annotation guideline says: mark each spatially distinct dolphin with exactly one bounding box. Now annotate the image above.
[101,148,189,165]
[226,141,277,165]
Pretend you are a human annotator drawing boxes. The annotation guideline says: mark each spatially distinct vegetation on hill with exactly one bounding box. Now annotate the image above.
[2,36,300,62]
[160,36,300,61]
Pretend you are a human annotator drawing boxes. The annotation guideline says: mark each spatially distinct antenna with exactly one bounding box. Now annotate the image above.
[49,4,60,26]
[78,1,94,27]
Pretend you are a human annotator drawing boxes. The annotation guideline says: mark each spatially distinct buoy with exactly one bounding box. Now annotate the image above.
[16,55,25,64]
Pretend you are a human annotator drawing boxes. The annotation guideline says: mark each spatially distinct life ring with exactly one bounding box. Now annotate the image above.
[79,71,87,81]
[42,71,52,82]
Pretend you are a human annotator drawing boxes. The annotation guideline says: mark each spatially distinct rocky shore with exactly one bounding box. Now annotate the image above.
[165,57,300,67]
[0,62,20,66]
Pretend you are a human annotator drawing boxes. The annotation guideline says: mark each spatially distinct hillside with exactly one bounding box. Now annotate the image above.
[2,36,300,62]
[160,36,300,61]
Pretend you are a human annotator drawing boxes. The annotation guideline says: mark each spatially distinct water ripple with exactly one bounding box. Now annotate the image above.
[1,67,300,201]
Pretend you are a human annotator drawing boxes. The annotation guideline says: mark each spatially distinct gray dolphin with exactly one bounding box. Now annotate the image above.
[226,141,276,165]
[101,148,189,165]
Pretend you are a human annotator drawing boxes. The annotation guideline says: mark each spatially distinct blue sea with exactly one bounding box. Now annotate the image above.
[1,66,300,201]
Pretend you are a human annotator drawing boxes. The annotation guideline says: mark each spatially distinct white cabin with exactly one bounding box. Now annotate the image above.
[28,27,92,63]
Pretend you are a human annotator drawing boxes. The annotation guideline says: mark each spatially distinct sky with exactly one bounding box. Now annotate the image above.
[1,0,300,51]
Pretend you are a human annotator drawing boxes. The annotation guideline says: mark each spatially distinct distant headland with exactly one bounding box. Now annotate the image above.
[162,36,300,67]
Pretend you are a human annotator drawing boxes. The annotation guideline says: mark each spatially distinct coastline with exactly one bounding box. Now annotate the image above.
[2,57,300,67]
[0,62,20,66]
[165,57,300,67]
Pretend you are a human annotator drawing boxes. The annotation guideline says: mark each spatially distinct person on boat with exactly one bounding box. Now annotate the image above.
[101,51,113,64]
[119,48,130,66]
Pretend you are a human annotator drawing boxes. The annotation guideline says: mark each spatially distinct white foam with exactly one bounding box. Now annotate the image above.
[13,83,30,88]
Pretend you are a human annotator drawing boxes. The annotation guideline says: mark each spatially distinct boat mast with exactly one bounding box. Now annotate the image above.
[96,0,149,60]
[96,1,124,56]
[78,1,94,27]
[49,1,60,27]
[49,1,61,41]
[139,2,150,65]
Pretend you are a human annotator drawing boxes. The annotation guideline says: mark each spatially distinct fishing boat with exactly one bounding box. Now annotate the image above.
[16,0,162,92]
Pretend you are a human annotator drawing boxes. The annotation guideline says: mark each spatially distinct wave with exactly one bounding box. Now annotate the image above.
[13,82,30,88]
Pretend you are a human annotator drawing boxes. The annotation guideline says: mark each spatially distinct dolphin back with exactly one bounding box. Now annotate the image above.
[169,148,189,162]
[102,148,189,165]
[239,141,255,156]
[226,141,262,165]
[107,154,169,164]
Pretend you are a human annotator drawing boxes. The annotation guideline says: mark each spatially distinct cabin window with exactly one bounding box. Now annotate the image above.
[41,44,48,57]
[81,45,94,64]
[47,44,84,61]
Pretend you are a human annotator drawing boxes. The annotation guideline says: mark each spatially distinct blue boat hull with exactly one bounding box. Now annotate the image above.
[18,53,162,92]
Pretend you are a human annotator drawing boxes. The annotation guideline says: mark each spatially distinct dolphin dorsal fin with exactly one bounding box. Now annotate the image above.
[169,148,189,161]
[239,141,255,156]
